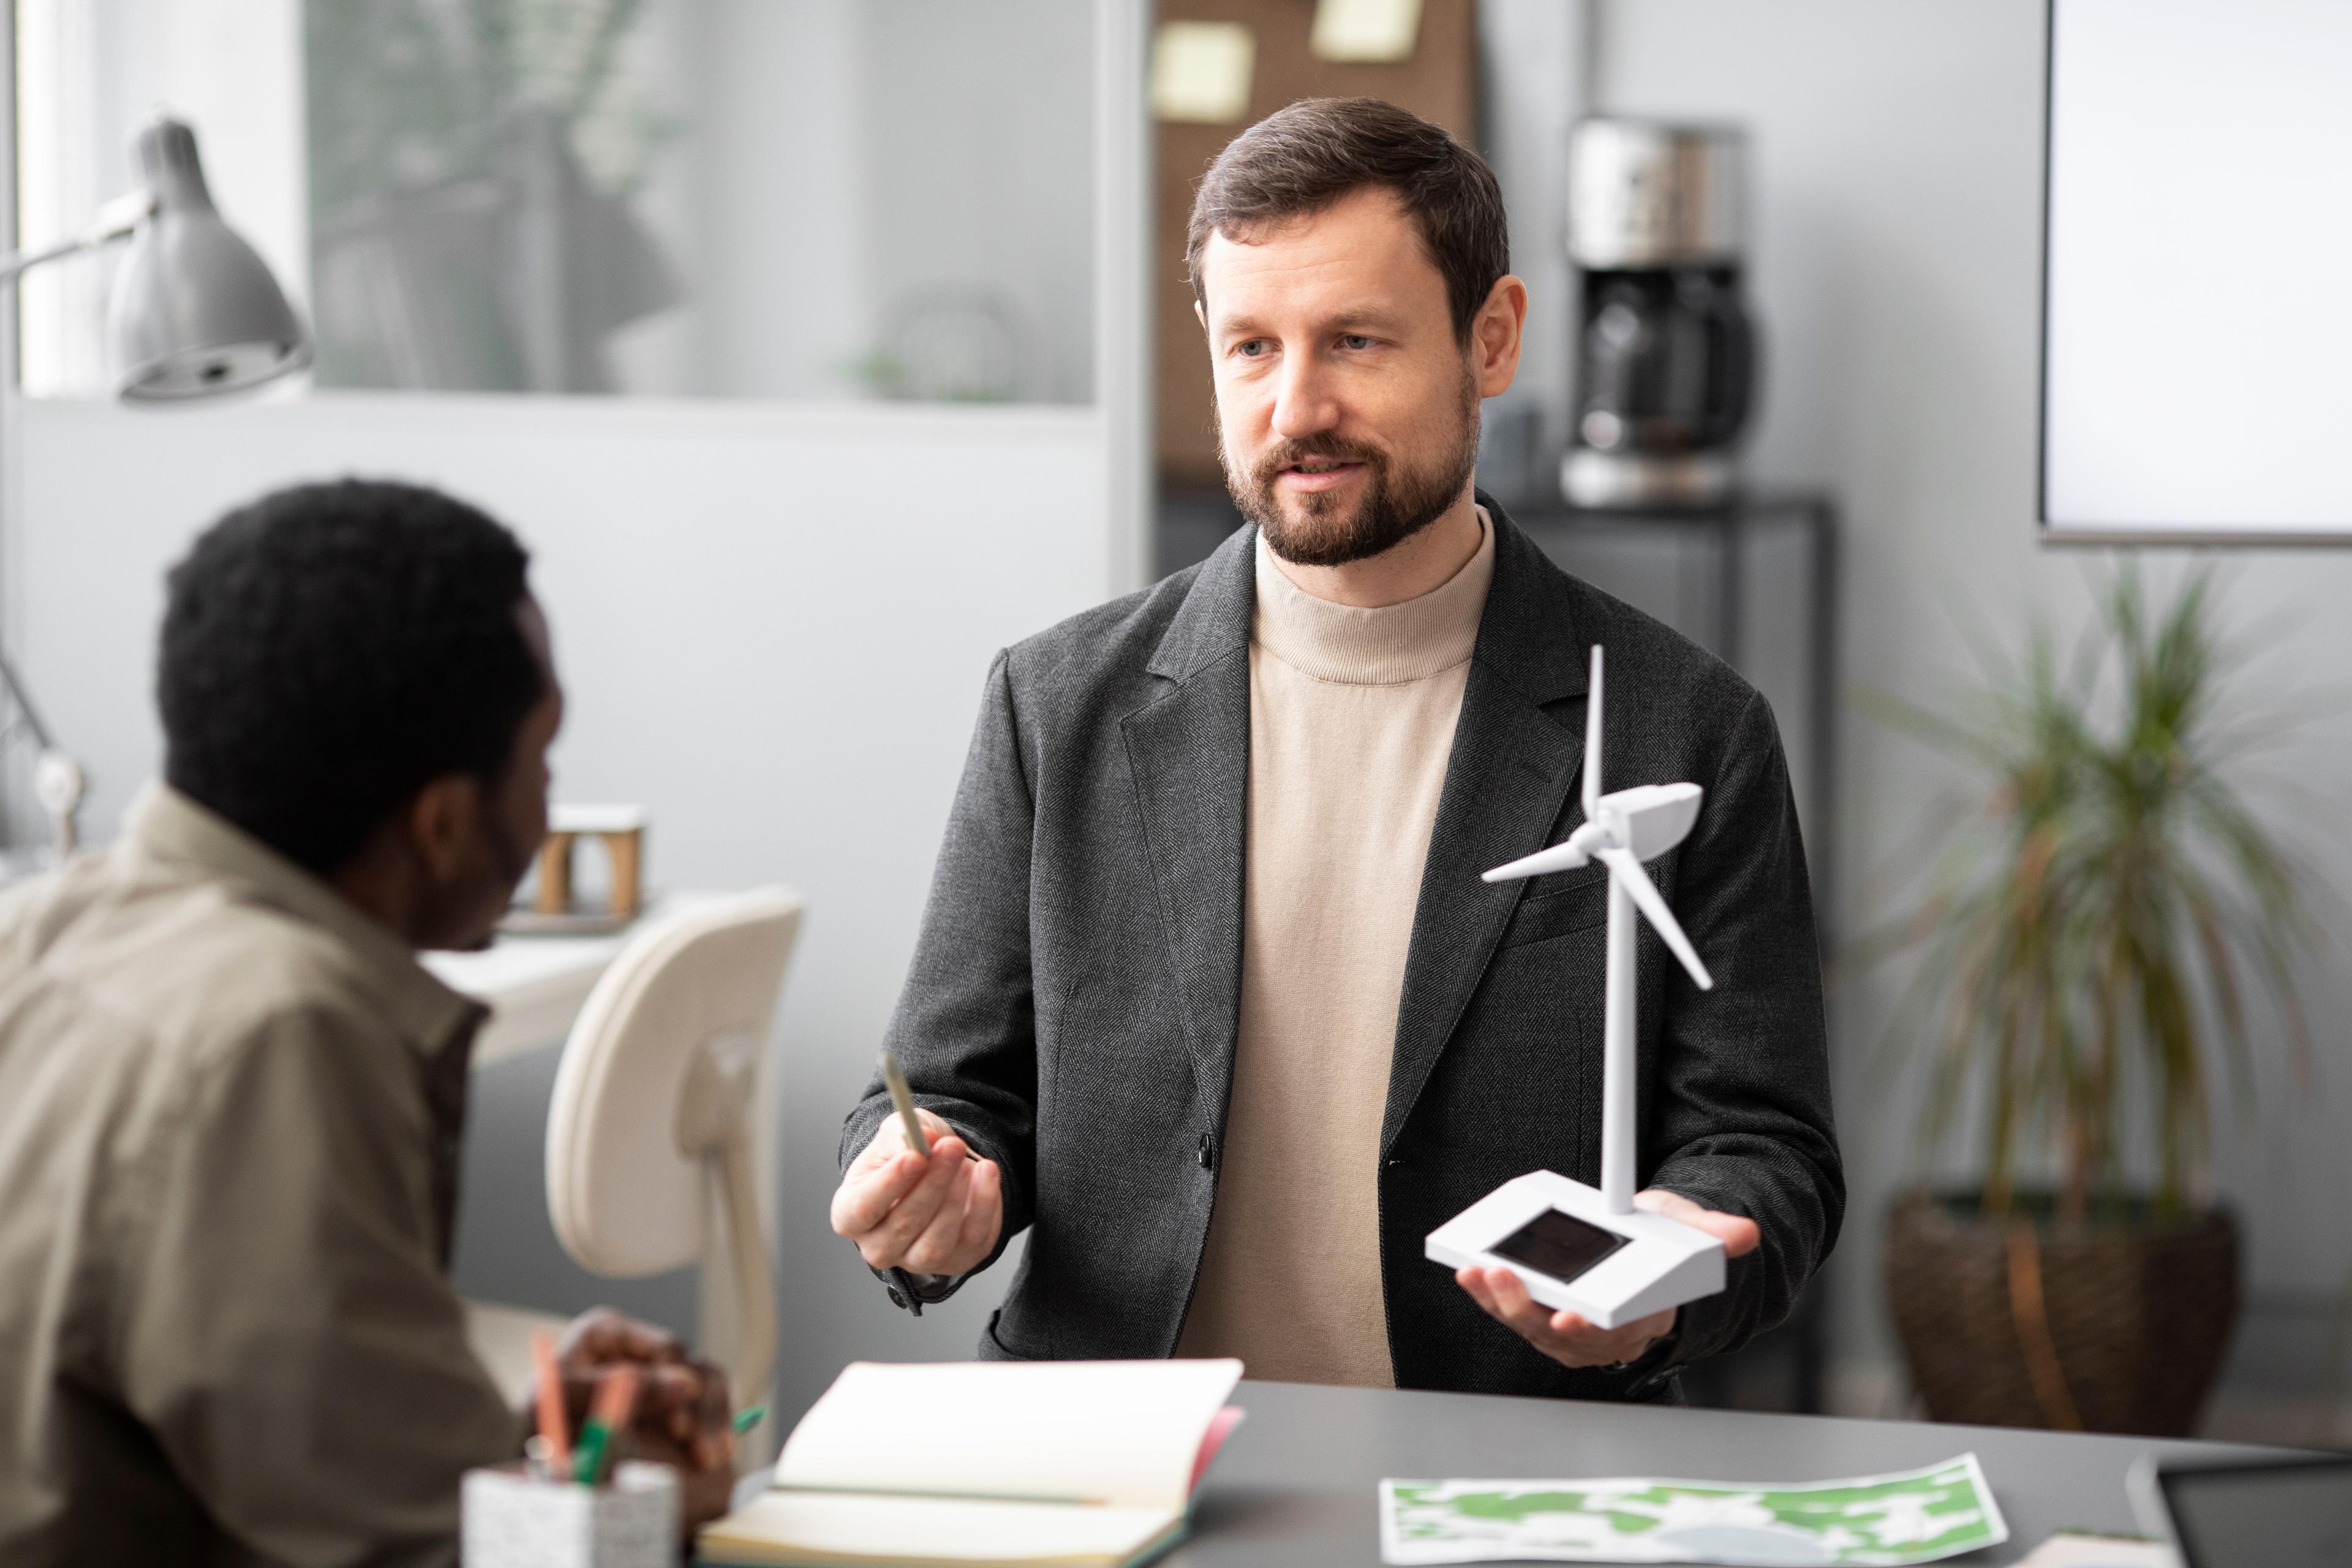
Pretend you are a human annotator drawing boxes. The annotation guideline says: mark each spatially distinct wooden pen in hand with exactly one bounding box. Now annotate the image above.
[879,1050,978,1163]
[879,1049,929,1157]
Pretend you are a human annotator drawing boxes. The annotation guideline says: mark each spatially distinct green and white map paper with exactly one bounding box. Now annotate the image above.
[1380,1453,2007,1566]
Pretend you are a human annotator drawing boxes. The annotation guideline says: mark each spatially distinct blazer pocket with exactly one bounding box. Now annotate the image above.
[1499,873,1610,948]
[981,1308,1040,1361]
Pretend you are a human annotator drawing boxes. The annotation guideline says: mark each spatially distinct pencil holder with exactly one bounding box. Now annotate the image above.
[462,1460,678,1568]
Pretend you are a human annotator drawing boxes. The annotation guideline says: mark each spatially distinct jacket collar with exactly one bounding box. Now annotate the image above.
[1145,518,1257,684]
[126,783,486,1061]
[1146,493,1584,698]
[1468,492,1592,708]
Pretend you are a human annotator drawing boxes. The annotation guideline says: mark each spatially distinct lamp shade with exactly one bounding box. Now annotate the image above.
[107,118,311,401]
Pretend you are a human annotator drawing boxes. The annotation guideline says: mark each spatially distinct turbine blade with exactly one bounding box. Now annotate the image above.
[1583,644,1604,824]
[1482,841,1590,883]
[1599,846,1714,990]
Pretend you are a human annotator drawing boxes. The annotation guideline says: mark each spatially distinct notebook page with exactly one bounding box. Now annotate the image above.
[704,1491,1180,1566]
[775,1359,1244,1510]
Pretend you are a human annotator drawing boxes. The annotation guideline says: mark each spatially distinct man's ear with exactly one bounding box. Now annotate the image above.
[1194,299,1208,336]
[404,773,483,884]
[1471,274,1528,399]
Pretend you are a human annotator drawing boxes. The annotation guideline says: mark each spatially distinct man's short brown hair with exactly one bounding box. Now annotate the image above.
[1185,97,1509,343]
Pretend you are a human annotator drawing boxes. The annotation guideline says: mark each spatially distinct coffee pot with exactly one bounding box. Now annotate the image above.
[1562,119,1756,509]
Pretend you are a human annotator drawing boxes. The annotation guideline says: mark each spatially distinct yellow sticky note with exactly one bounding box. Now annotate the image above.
[1151,21,1255,124]
[1311,0,1423,63]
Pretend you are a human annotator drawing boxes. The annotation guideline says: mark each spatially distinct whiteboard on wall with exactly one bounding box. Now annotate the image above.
[2041,0,2352,542]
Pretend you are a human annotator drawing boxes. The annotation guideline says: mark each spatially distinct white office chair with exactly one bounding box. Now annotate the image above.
[466,888,805,1437]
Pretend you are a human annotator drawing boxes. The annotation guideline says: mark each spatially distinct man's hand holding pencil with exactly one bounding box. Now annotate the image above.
[830,1052,1005,1280]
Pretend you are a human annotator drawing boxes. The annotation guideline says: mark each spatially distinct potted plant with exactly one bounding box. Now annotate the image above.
[1866,567,2319,1435]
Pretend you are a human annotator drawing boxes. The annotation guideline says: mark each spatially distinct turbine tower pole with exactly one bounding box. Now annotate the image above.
[1600,872,1638,1214]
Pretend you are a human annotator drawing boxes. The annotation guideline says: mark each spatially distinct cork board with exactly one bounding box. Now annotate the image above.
[1152,0,1479,487]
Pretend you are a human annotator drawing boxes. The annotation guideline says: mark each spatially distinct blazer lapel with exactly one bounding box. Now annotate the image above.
[1121,527,1257,1129]
[1382,500,1593,1153]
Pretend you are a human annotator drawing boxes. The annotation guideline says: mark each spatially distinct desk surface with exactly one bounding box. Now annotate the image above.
[1167,1379,2257,1564]
[423,891,725,1066]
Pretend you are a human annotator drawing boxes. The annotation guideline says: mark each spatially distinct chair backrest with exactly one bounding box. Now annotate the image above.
[545,887,804,1411]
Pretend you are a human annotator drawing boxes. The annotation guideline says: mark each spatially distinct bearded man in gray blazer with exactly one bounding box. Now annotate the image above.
[831,98,1841,1403]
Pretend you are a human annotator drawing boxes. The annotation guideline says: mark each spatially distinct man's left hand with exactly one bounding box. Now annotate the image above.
[1454,1190,1760,1371]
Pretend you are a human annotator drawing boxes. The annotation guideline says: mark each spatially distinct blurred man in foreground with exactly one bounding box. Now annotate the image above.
[0,480,733,1566]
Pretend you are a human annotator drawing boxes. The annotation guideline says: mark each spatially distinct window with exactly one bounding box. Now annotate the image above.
[15,0,1096,404]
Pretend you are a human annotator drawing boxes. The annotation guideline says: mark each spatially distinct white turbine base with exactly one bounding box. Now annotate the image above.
[1426,1170,1725,1330]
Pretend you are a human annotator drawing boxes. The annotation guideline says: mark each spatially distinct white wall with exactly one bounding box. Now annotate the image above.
[1591,0,2352,1403]
[1,393,1105,1420]
[1475,0,1588,456]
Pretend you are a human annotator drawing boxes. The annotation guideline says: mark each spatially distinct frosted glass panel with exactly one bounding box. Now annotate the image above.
[14,0,1096,405]
[2043,0,2352,537]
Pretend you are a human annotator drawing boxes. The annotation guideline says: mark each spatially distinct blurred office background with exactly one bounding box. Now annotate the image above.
[4,0,2346,1445]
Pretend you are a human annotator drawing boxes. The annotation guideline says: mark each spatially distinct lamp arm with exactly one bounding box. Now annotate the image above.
[0,190,153,282]
[0,647,55,749]
[0,643,86,858]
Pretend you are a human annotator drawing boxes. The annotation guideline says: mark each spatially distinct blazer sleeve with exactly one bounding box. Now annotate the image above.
[839,649,1039,1291]
[1644,685,1844,1368]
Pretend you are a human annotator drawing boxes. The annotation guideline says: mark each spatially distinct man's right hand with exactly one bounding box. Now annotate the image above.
[829,1106,1004,1278]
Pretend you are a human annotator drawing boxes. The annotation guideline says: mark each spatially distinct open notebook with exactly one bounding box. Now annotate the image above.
[699,1359,1246,1568]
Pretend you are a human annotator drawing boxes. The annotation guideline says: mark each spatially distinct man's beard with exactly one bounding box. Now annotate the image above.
[1222,372,1481,569]
[438,799,541,953]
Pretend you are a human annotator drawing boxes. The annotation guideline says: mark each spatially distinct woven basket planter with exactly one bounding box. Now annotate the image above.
[1885,1190,2239,1436]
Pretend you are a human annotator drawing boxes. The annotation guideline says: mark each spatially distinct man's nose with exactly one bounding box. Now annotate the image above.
[1269,352,1341,441]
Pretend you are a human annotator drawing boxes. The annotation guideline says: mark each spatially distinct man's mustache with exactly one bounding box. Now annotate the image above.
[1251,435,1389,488]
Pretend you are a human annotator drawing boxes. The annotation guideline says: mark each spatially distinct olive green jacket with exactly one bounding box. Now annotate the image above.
[0,785,519,1568]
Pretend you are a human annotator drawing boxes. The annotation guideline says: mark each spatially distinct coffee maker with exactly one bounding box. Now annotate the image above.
[1561,119,1755,509]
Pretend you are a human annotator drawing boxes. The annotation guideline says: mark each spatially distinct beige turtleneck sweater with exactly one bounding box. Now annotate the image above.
[1175,510,1496,1387]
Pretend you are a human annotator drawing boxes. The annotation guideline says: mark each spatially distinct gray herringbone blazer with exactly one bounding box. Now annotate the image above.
[841,497,1842,1401]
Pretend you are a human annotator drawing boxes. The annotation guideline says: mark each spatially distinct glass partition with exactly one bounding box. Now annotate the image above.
[15,0,1097,404]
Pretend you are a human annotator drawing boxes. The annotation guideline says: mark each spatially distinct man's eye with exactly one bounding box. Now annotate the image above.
[1341,334,1374,350]
[1235,340,1269,358]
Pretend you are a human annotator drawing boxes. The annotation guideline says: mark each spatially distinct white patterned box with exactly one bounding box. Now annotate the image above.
[462,1460,678,1568]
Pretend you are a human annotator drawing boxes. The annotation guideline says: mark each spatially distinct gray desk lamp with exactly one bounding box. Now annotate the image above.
[0,113,311,856]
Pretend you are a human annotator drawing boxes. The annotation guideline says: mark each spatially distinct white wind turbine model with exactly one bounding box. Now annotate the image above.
[1424,646,1727,1329]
